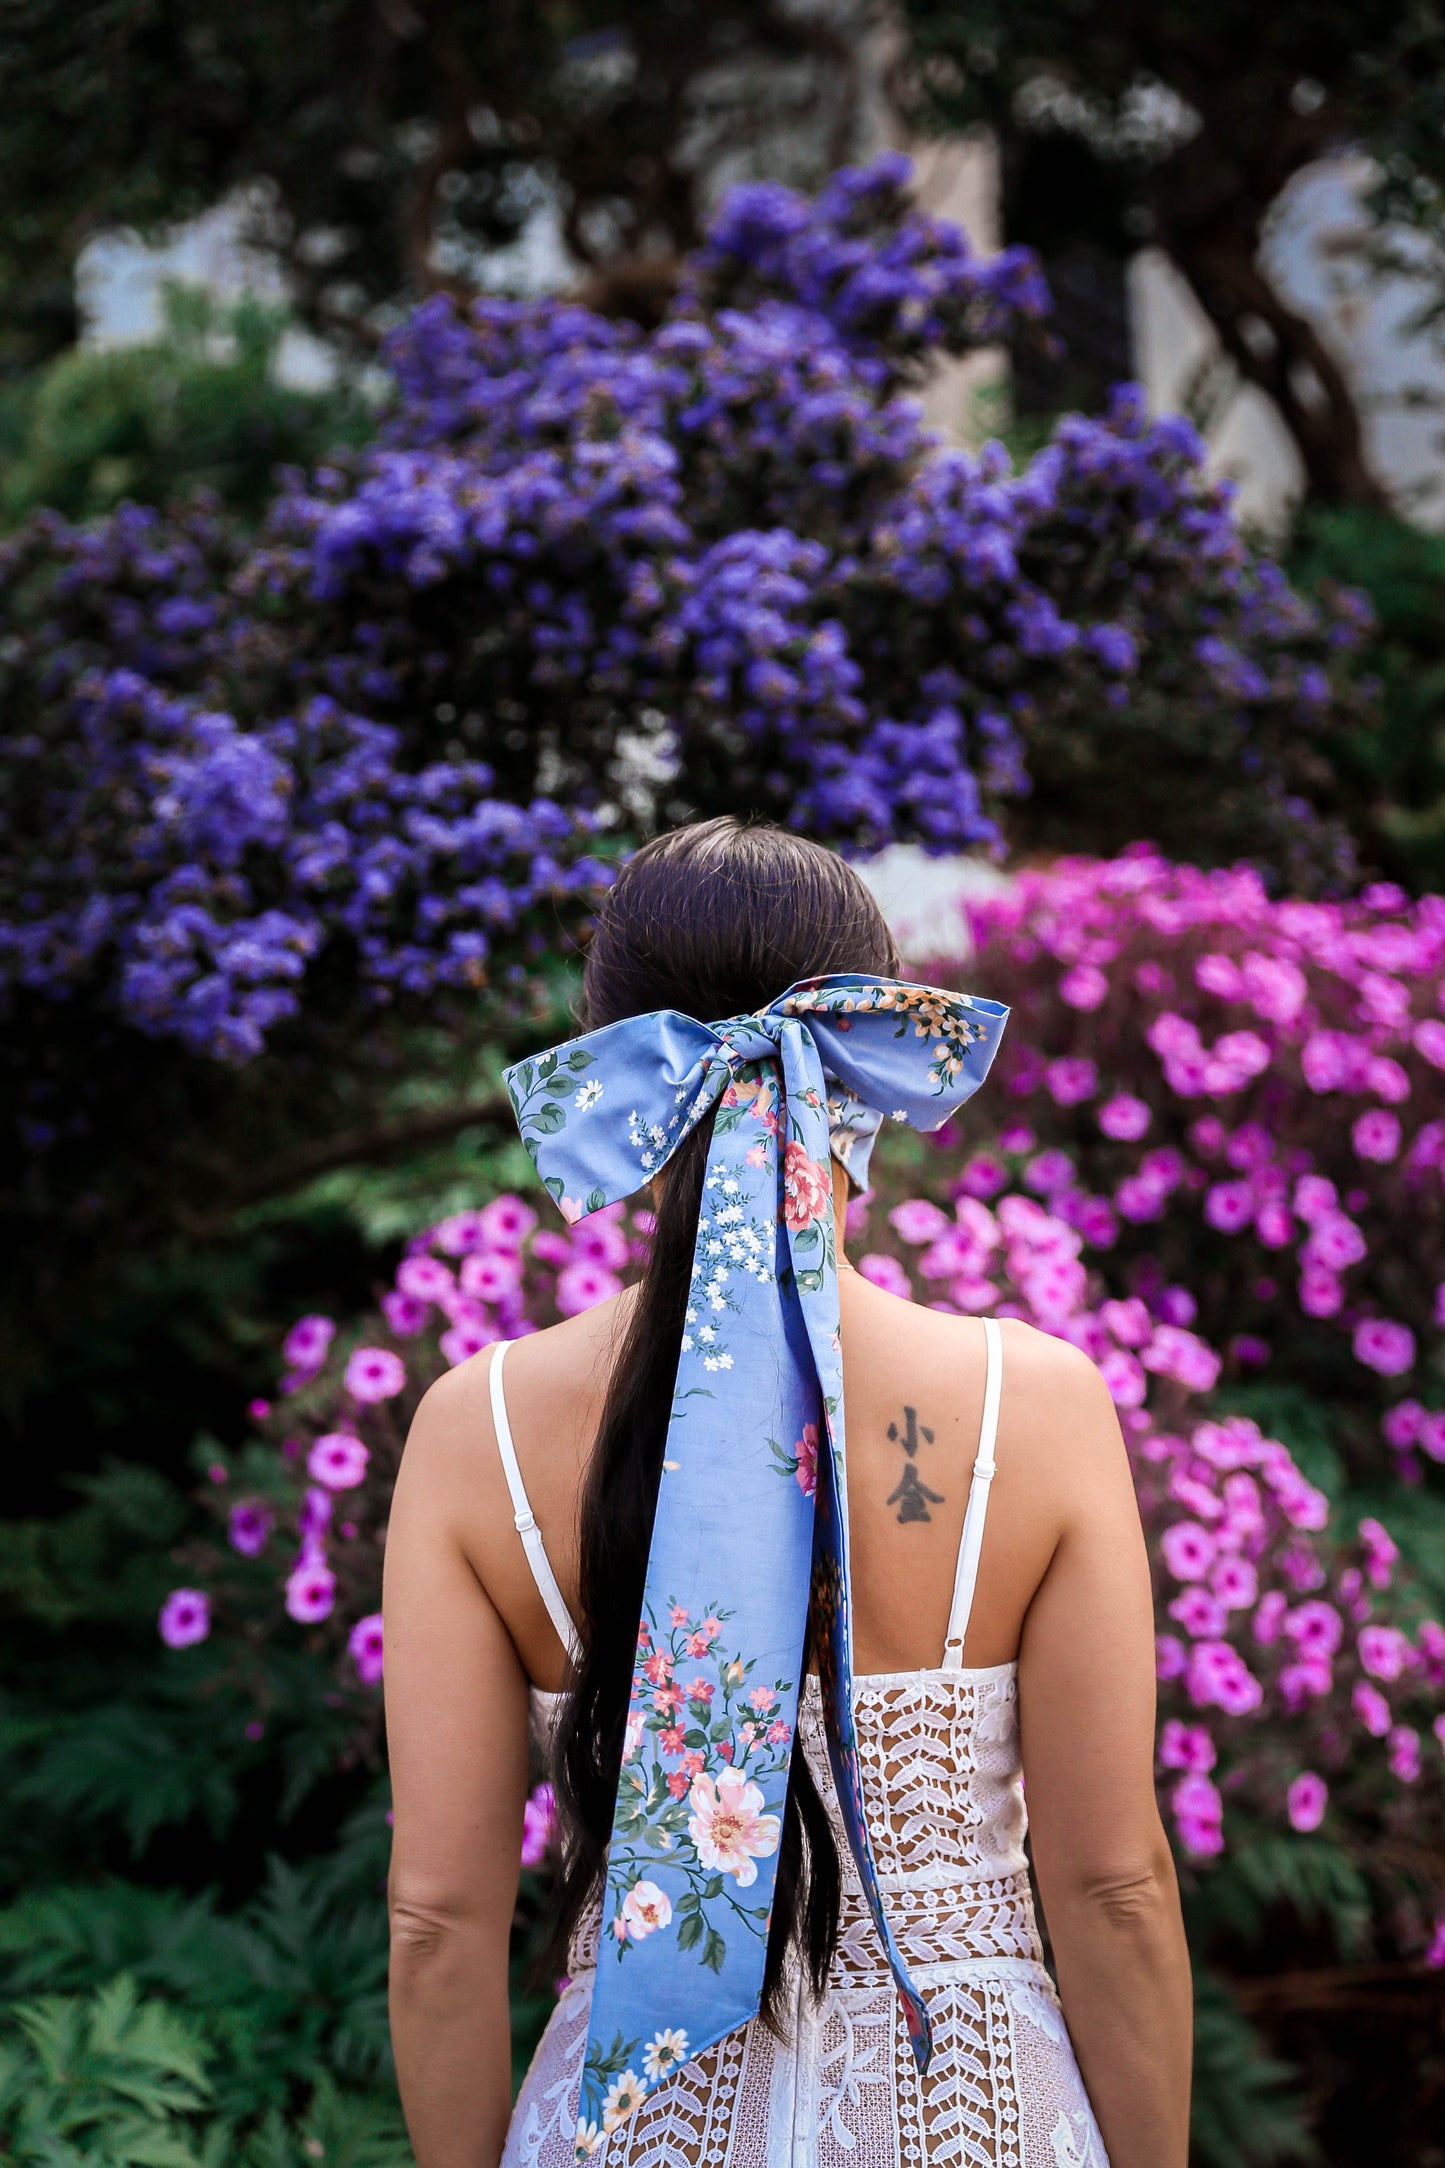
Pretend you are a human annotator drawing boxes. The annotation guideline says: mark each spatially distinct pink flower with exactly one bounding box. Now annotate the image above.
[748,1685,779,1714]
[1045,1056,1098,1105]
[1171,1587,1226,1638]
[1204,1181,1253,1234]
[521,1781,556,1867]
[285,1560,337,1624]
[1298,1268,1343,1318]
[1389,1725,1421,1782]
[459,1250,523,1302]
[1155,1634,1187,1680]
[382,1290,429,1337]
[396,1255,455,1303]
[345,1346,406,1403]
[1285,1601,1343,1658]
[1211,1557,1257,1611]
[889,1199,950,1244]
[348,1612,384,1685]
[1286,1772,1327,1832]
[1352,1680,1391,1736]
[617,1878,673,1940]
[282,1313,335,1379]
[1161,1521,1216,1582]
[858,1253,911,1298]
[1060,963,1109,1009]
[1414,1018,1445,1070]
[683,1677,714,1706]
[158,1588,210,1649]
[1098,1093,1151,1140]
[687,1767,781,1885]
[556,1262,624,1316]
[308,1432,370,1491]
[478,1195,537,1249]
[439,1320,498,1367]
[1099,1348,1146,1407]
[1358,1625,1409,1680]
[1359,1517,1399,1589]
[1170,1772,1223,1856]
[793,1421,819,1498]
[1253,1591,1288,1645]
[1159,1719,1216,1773]
[1352,1109,1401,1163]
[227,1499,273,1558]
[958,1154,1008,1199]
[1353,1319,1416,1378]
[782,1142,832,1232]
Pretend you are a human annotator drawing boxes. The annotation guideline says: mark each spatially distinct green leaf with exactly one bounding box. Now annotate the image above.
[531,1103,566,1134]
[567,1049,593,1070]
[585,1187,607,1214]
[701,1928,727,1974]
[676,1912,703,1952]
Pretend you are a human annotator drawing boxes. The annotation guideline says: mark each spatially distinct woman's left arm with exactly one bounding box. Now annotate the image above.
[384,1369,531,2168]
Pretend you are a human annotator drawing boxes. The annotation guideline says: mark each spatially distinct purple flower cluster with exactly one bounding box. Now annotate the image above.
[5,158,1367,1102]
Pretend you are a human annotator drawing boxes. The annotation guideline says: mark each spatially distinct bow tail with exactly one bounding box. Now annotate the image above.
[574,1059,817,2150]
[777,1023,935,2073]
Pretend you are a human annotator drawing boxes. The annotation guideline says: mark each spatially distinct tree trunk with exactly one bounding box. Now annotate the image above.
[1168,212,1392,508]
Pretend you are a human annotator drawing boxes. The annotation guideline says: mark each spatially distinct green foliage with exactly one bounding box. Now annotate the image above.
[0,1972,212,2167]
[1191,1969,1318,2167]
[1185,1835,1372,1962]
[0,287,372,526]
[1287,504,1445,893]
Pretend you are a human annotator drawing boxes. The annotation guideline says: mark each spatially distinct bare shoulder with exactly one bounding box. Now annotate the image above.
[993,1317,1131,1501]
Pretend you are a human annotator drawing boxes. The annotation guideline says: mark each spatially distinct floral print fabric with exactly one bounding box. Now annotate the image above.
[505,974,1008,2156]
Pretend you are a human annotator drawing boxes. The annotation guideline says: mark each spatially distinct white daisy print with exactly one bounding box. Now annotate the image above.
[574,1079,604,1110]
[643,2027,690,2082]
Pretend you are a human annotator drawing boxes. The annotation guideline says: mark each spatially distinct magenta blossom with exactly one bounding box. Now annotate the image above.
[1358,1625,1409,1681]
[227,1499,274,1558]
[890,1199,950,1243]
[1161,1521,1215,1582]
[345,1346,408,1402]
[478,1195,538,1249]
[282,1313,335,1380]
[382,1290,429,1337]
[1352,1680,1392,1737]
[1159,1719,1216,1773]
[1098,1093,1151,1140]
[308,1432,371,1491]
[858,1253,911,1298]
[285,1560,337,1625]
[1352,1319,1416,1379]
[556,1262,624,1316]
[348,1612,384,1685]
[1286,1771,1328,1832]
[522,1780,557,1868]
[158,1588,210,1648]
[1045,1056,1098,1105]
[1352,1109,1401,1164]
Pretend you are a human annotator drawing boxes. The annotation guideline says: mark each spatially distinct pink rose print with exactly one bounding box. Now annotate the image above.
[795,1422,819,1498]
[617,1878,672,1941]
[782,1141,832,1232]
[687,1768,782,1885]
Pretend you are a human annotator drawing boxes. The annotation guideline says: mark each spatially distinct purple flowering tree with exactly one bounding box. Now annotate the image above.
[1,155,1373,1347]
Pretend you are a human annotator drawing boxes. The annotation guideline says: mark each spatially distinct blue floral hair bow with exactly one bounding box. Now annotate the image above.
[504,972,1008,2155]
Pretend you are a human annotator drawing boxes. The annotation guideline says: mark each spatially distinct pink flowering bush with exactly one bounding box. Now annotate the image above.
[160,1193,652,1749]
[950,850,1445,1491]
[162,1164,1445,1959]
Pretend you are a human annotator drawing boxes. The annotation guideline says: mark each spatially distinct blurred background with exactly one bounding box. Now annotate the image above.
[3,5,1445,2163]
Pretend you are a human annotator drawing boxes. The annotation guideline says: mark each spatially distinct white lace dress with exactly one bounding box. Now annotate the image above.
[487,1340,1108,2168]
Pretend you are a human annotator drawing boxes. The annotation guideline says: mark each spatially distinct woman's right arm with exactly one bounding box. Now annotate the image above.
[1016,1340,1192,2168]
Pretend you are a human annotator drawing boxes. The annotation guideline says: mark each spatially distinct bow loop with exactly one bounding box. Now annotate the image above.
[503,972,1007,2153]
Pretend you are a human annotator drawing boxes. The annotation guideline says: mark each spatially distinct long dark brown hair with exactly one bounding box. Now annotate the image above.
[542,817,902,2023]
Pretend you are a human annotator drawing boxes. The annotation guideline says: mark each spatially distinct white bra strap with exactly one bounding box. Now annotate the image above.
[489,1340,582,1668]
[942,1317,1003,1669]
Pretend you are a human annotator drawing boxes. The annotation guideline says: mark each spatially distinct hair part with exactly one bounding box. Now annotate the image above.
[541,817,901,2026]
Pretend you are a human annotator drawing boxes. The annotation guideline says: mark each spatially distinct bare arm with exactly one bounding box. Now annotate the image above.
[1017,1346,1192,2168]
[384,1369,530,2168]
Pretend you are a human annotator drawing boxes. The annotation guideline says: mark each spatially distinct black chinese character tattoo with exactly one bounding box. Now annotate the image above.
[886,1403,941,1522]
